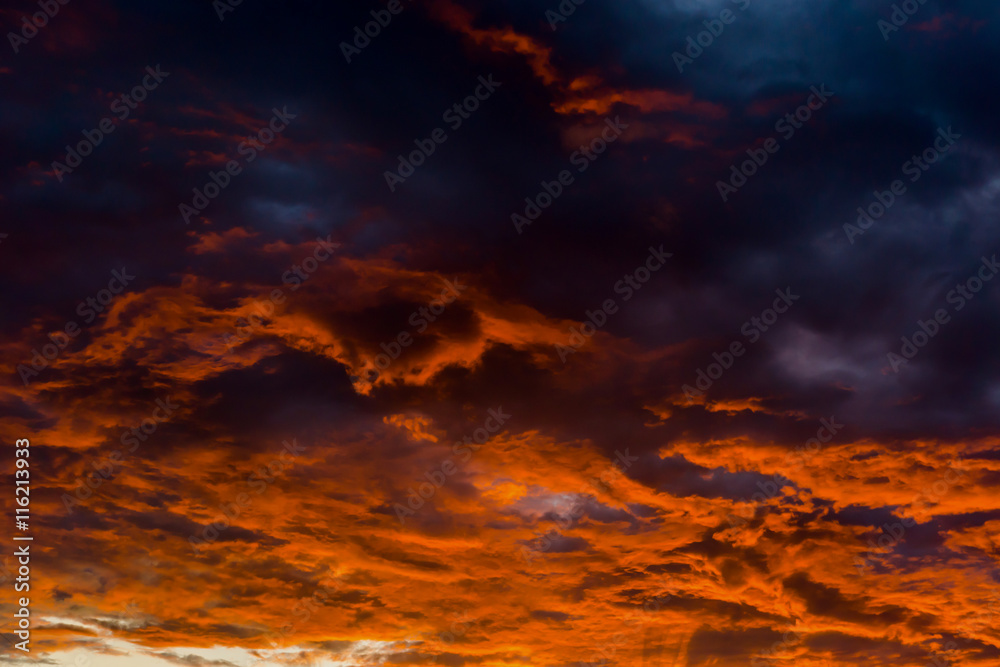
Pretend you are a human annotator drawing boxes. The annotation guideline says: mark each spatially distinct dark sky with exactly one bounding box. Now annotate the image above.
[2,0,1000,665]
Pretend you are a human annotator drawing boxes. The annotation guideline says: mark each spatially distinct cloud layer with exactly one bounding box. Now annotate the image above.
[2,0,1000,665]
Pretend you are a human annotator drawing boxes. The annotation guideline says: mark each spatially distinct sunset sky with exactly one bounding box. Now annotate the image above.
[2,0,1000,665]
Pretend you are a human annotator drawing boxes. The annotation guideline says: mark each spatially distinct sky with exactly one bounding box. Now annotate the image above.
[2,0,1000,665]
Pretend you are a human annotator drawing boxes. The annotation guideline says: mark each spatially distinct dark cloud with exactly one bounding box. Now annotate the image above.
[2,0,1000,665]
